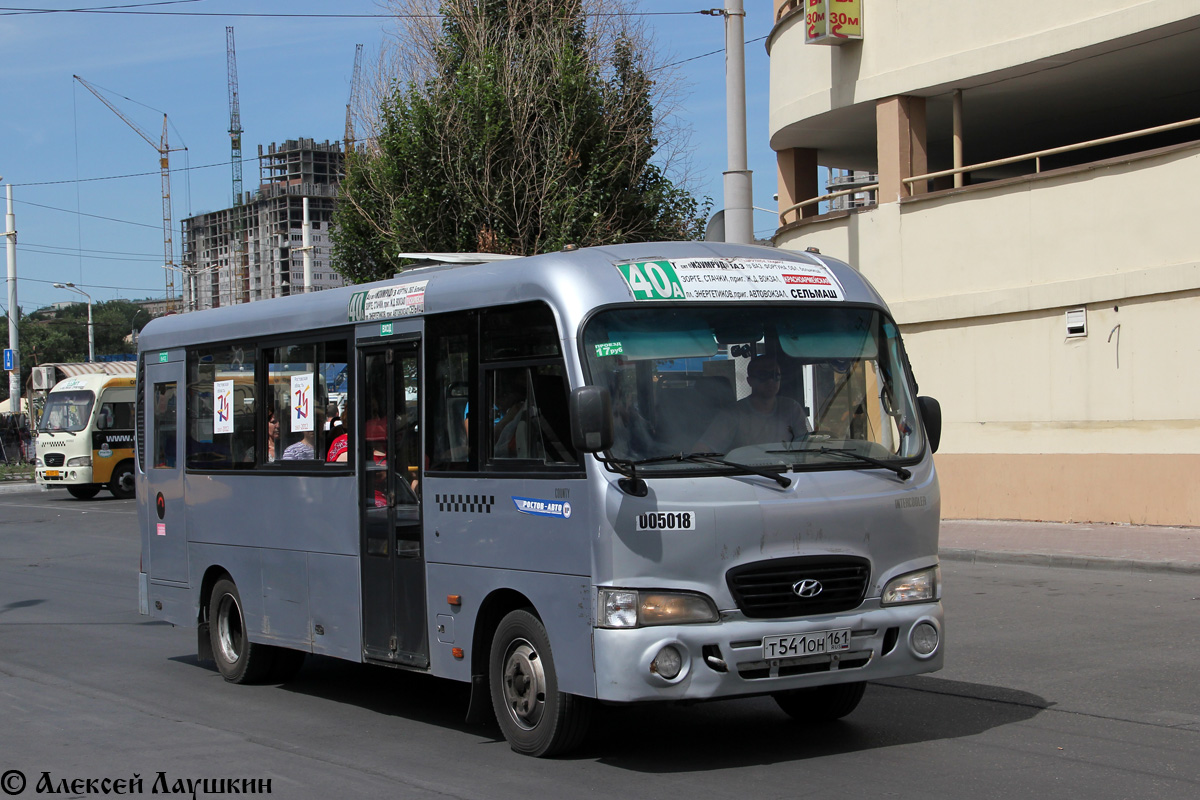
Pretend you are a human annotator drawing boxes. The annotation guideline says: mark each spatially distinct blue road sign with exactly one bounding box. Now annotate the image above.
[3,348,13,371]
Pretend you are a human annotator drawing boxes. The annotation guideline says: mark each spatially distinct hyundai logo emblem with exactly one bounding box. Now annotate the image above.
[793,579,823,598]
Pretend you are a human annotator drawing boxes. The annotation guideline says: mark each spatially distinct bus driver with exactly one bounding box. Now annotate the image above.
[696,356,810,453]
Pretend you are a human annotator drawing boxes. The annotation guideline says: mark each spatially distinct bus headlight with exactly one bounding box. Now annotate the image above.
[598,588,718,628]
[67,456,92,467]
[881,566,940,606]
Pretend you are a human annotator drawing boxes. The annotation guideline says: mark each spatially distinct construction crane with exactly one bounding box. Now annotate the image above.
[73,75,178,303]
[345,43,364,150]
[226,26,243,205]
[226,26,247,305]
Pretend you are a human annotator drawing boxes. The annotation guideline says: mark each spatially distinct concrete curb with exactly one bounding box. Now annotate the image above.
[940,546,1200,576]
[0,481,45,495]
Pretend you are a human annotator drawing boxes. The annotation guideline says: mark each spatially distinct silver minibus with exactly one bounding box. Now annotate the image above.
[137,241,944,756]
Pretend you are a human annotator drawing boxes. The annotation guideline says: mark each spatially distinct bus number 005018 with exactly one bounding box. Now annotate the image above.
[636,512,695,531]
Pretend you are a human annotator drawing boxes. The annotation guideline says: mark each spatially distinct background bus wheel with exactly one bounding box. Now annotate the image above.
[773,681,866,722]
[66,484,101,500]
[489,609,591,757]
[109,461,135,499]
[208,578,275,684]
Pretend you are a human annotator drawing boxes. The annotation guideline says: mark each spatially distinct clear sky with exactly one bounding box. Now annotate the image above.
[1,0,779,313]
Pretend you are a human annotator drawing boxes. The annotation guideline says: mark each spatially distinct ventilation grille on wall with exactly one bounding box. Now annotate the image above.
[1066,308,1087,338]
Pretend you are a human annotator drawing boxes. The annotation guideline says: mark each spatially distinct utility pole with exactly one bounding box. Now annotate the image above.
[703,2,753,243]
[4,181,20,416]
[723,0,753,243]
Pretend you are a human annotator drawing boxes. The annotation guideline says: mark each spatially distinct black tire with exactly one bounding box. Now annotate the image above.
[208,578,276,684]
[66,484,101,500]
[489,609,591,757]
[108,461,135,500]
[773,681,867,722]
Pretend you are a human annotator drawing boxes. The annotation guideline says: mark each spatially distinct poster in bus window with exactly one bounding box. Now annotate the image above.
[213,380,234,435]
[291,374,314,433]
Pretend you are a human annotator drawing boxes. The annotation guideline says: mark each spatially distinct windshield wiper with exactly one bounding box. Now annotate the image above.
[771,446,910,481]
[630,452,791,488]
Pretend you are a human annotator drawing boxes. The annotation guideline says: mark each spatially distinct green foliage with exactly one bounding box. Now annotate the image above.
[333,0,709,284]
[1,300,145,403]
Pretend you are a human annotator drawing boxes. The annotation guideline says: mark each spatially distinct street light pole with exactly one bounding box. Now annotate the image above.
[4,180,21,415]
[53,282,93,362]
[703,2,753,243]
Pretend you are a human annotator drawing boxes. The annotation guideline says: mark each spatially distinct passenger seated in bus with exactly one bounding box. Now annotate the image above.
[493,371,528,458]
[243,406,278,464]
[695,356,810,453]
[327,404,351,462]
[325,402,344,442]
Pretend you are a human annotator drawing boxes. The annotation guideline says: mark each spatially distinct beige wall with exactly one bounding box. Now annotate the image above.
[769,0,1199,140]
[775,144,1200,526]
[936,453,1200,526]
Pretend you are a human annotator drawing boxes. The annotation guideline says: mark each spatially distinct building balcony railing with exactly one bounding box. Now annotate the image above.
[779,113,1200,228]
[900,114,1200,195]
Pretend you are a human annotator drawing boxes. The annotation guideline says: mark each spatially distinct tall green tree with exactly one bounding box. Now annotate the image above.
[333,0,708,283]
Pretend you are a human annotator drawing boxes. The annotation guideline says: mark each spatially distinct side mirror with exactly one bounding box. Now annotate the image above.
[917,396,942,454]
[569,386,613,454]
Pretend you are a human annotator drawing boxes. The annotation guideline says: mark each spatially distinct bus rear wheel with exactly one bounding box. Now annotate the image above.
[772,681,866,722]
[66,484,101,500]
[489,609,591,757]
[109,461,135,499]
[209,578,276,684]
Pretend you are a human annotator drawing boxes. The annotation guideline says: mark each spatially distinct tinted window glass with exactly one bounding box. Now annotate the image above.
[186,345,256,470]
[267,339,348,466]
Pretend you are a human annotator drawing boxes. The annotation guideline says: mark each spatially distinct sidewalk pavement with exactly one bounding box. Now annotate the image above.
[2,479,1196,575]
[940,519,1200,575]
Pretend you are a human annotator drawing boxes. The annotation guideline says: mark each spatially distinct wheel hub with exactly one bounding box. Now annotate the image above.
[216,595,243,665]
[501,639,546,730]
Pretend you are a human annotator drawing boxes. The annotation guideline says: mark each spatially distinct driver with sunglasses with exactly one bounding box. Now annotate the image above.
[696,355,810,453]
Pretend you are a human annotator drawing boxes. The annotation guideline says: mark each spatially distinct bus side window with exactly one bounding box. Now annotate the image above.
[426,311,477,471]
[153,383,177,469]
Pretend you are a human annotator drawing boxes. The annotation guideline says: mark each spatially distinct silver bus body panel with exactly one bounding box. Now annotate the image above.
[424,562,594,696]
[136,241,940,707]
[594,460,940,599]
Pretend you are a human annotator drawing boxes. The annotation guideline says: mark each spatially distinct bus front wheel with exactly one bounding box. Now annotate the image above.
[489,609,591,757]
[66,484,101,500]
[773,681,866,722]
[109,461,135,499]
[209,578,276,684]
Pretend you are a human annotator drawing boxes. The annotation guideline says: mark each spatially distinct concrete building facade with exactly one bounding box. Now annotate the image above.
[181,138,346,311]
[768,0,1200,525]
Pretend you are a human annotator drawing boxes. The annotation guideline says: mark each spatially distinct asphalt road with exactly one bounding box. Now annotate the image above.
[0,488,1196,799]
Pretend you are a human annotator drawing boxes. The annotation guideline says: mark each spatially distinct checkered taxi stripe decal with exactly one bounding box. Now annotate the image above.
[436,494,495,514]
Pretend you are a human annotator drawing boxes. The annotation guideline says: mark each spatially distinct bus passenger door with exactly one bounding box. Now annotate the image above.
[359,341,429,668]
[144,362,187,584]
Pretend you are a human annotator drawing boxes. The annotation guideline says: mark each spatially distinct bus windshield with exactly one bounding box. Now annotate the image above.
[38,390,96,433]
[581,306,925,473]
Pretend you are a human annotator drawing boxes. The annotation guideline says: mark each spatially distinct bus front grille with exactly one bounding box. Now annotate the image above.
[726,556,870,619]
[43,453,65,467]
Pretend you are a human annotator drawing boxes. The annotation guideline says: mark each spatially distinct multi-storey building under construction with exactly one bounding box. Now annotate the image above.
[181,138,346,312]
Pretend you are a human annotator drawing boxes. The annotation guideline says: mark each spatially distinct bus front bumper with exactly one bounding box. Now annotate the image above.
[592,601,943,703]
[36,466,94,486]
